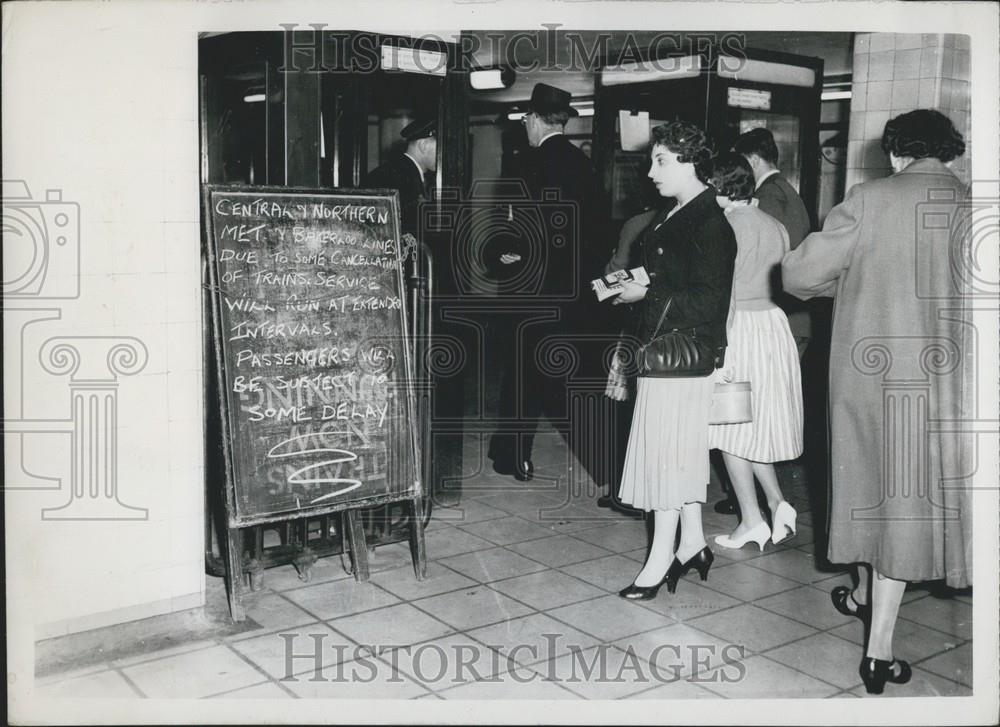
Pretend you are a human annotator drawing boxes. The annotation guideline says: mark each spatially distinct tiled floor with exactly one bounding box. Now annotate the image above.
[35,425,973,700]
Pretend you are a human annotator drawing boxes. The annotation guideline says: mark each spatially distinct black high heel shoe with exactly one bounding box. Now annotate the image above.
[618,574,669,601]
[859,656,912,694]
[664,546,714,594]
[831,586,871,624]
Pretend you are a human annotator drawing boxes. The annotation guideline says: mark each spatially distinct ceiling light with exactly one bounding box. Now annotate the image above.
[600,55,701,86]
[470,67,515,90]
[380,43,447,76]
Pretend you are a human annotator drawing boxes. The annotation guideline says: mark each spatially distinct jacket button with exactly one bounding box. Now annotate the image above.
[656,247,663,255]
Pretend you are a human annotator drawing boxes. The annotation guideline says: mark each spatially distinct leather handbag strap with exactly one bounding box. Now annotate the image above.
[649,297,673,343]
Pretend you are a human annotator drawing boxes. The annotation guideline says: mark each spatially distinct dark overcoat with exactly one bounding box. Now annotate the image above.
[486,134,609,311]
[366,153,426,236]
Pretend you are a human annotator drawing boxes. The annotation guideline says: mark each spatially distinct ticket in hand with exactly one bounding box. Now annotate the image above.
[591,266,650,301]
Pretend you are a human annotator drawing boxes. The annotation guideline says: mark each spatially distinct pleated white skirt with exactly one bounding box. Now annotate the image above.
[618,375,714,512]
[708,307,803,462]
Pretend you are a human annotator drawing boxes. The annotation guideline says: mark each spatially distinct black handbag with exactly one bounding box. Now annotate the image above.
[638,299,718,378]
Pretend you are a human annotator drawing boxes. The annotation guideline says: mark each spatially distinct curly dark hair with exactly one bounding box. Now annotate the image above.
[881,109,965,163]
[651,121,714,183]
[709,152,756,201]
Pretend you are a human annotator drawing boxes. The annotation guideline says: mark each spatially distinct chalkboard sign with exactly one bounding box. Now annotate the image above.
[204,185,420,527]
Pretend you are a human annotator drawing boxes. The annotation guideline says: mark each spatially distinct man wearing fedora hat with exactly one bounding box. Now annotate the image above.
[487,82,613,488]
[366,117,437,236]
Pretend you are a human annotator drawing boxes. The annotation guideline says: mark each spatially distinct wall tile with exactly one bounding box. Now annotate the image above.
[81,222,121,278]
[920,47,943,79]
[112,273,168,328]
[162,222,201,277]
[165,272,201,324]
[160,170,200,224]
[937,78,954,109]
[116,372,169,434]
[847,140,866,171]
[939,48,955,79]
[854,34,871,55]
[849,112,867,140]
[869,34,895,53]
[166,321,201,373]
[894,49,921,80]
[868,51,895,82]
[950,82,970,114]
[167,368,202,423]
[894,33,923,50]
[851,83,867,111]
[954,34,970,51]
[921,34,943,49]
[953,51,970,82]
[168,418,205,471]
[862,111,891,141]
[891,80,919,112]
[918,78,940,108]
[867,82,893,111]
[852,53,869,84]
[109,228,167,275]
[863,141,889,170]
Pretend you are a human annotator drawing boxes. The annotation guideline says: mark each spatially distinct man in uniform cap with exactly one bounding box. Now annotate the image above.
[366,117,437,236]
[486,82,612,490]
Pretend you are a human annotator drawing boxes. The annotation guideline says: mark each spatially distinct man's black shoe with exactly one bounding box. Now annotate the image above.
[598,494,644,518]
[492,459,534,482]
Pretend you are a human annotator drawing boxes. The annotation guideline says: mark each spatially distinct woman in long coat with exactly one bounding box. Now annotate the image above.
[782,109,972,694]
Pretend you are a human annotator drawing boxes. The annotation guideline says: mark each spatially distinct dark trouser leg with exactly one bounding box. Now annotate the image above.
[517,322,554,463]
[489,319,548,467]
[488,359,525,466]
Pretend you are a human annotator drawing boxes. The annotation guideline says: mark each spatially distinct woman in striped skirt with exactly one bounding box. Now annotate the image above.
[708,153,803,550]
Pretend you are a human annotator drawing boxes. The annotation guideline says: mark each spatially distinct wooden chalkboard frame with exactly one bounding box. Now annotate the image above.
[203,183,424,527]
[203,184,427,620]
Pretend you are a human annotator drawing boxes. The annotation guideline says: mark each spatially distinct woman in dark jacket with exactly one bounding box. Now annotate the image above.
[615,122,737,599]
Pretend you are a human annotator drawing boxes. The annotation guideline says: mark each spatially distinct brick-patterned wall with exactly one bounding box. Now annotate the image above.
[848,33,971,189]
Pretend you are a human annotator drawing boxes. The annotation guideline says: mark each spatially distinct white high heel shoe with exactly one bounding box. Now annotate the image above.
[771,501,798,544]
[714,521,771,551]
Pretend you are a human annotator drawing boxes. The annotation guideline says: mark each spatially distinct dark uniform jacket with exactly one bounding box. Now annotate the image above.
[633,187,737,359]
[756,172,813,341]
[755,172,811,250]
[366,153,427,236]
[487,134,608,308]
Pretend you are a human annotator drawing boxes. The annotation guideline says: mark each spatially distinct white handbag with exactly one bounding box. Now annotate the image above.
[709,381,753,425]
